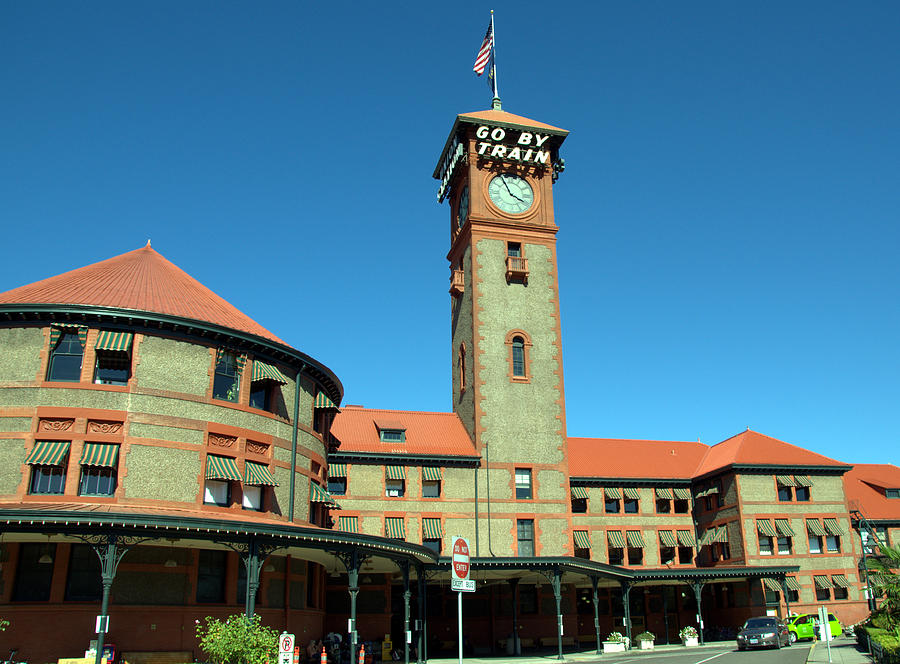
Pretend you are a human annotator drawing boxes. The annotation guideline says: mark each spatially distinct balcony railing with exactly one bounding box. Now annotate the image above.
[449,269,465,295]
[506,256,528,283]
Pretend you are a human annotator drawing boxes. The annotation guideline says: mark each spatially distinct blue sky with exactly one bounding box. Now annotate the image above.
[1,2,897,465]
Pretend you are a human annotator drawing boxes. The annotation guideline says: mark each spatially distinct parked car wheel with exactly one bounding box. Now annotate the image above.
[789,632,797,644]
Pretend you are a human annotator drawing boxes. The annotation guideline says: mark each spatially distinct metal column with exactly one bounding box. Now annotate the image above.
[621,582,633,647]
[690,581,706,645]
[551,569,564,660]
[401,562,411,664]
[591,577,602,655]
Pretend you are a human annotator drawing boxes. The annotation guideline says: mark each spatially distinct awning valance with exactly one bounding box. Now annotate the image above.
[762,578,782,592]
[806,519,827,536]
[623,487,640,500]
[676,530,695,547]
[776,475,797,486]
[699,529,716,546]
[604,487,622,499]
[714,525,729,543]
[245,461,278,486]
[626,530,644,548]
[25,441,70,466]
[252,361,288,385]
[338,515,358,533]
[785,576,802,591]
[385,517,405,539]
[328,463,347,478]
[422,518,443,539]
[655,487,673,499]
[571,486,589,500]
[674,487,692,500]
[80,442,119,468]
[774,519,794,536]
[310,481,336,505]
[574,530,591,549]
[422,467,443,481]
[206,455,242,481]
[814,575,833,589]
[50,324,87,349]
[315,392,338,409]
[794,475,812,487]
[386,465,406,480]
[832,574,851,589]
[757,519,778,537]
[95,330,133,352]
[824,518,844,535]
[659,530,677,547]
[607,530,626,548]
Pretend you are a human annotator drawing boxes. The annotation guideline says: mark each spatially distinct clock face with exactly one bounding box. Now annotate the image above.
[457,186,469,229]
[488,174,534,214]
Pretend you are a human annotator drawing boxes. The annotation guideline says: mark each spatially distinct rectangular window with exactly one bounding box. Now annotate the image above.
[678,546,693,564]
[204,479,231,506]
[47,331,83,382]
[79,466,117,496]
[212,352,240,402]
[826,535,841,553]
[674,499,690,513]
[887,489,900,499]
[385,479,405,497]
[197,550,227,603]
[605,498,620,513]
[719,542,731,560]
[815,587,831,602]
[507,242,522,258]
[64,544,101,601]
[12,543,56,601]
[423,539,441,554]
[705,494,719,511]
[656,498,671,513]
[660,546,676,565]
[778,485,793,501]
[834,587,848,600]
[759,536,774,555]
[422,480,441,498]
[243,485,262,511]
[517,519,535,556]
[94,350,130,385]
[808,534,823,554]
[30,465,66,495]
[627,548,643,565]
[249,382,271,411]
[379,429,406,443]
[795,486,810,501]
[515,468,532,500]
[327,477,347,495]
[777,536,792,555]
[608,546,624,566]
[571,497,587,513]
[624,498,639,513]
[787,589,800,603]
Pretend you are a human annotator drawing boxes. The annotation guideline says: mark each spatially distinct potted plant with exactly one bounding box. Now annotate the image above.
[635,631,655,650]
[603,631,627,653]
[680,625,699,647]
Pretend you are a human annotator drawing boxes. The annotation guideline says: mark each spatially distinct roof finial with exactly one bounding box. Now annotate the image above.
[146,239,151,248]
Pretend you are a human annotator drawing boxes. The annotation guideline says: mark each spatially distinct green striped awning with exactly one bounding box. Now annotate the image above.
[699,529,716,546]
[807,519,827,536]
[205,455,242,481]
[25,441,70,466]
[832,574,851,589]
[386,465,406,480]
[315,392,338,409]
[574,530,591,549]
[785,576,802,591]
[774,519,794,536]
[245,461,278,486]
[757,519,778,536]
[623,487,640,500]
[626,530,644,548]
[215,349,247,375]
[338,515,358,533]
[824,518,844,535]
[776,475,797,486]
[694,487,710,498]
[676,530,695,547]
[423,467,443,481]
[714,525,729,543]
[79,443,119,467]
[251,361,288,385]
[571,486,589,500]
[385,517,405,539]
[604,487,622,499]
[656,487,673,500]
[659,530,677,547]
[607,530,626,548]
[814,575,833,589]
[762,578,782,592]
[95,331,133,352]
[50,324,87,349]
[674,487,692,500]
[794,475,812,487]
[422,518,443,539]
[328,463,347,478]
[310,481,336,505]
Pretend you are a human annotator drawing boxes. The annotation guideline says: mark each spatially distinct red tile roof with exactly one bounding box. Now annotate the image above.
[567,437,709,479]
[843,464,900,520]
[693,430,847,477]
[331,406,477,457]
[457,109,568,134]
[0,244,286,345]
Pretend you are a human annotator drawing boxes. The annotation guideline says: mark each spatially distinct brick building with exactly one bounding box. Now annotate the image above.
[0,103,896,662]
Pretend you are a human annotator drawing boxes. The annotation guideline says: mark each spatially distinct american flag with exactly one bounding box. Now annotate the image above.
[473,20,494,76]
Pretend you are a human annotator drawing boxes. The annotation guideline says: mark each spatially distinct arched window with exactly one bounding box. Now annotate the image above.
[512,337,525,377]
[505,330,532,382]
[458,343,466,392]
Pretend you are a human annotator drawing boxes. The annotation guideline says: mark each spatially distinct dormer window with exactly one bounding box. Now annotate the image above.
[887,489,899,499]
[377,421,406,443]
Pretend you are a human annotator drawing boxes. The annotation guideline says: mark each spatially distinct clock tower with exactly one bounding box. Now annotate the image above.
[434,107,572,556]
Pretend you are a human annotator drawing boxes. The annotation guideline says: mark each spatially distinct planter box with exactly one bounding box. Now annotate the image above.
[682,637,699,647]
[603,641,626,653]
[637,640,654,650]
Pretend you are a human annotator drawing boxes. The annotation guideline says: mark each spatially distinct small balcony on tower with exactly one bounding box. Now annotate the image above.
[505,256,529,284]
[449,269,465,296]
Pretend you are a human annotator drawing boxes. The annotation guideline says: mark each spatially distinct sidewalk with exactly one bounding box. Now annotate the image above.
[426,641,731,664]
[807,639,873,664]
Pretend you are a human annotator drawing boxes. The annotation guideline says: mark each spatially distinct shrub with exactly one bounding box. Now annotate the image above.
[865,627,900,664]
[635,631,655,641]
[606,631,624,643]
[679,625,699,640]
[195,614,279,664]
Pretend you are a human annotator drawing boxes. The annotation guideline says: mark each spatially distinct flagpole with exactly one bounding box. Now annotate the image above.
[490,10,501,109]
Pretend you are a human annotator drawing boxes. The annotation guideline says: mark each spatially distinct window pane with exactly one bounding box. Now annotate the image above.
[795,486,810,501]
[423,539,441,554]
[759,536,773,555]
[30,465,66,495]
[48,333,83,382]
[12,543,56,601]
[243,485,262,510]
[515,468,532,499]
[386,479,404,497]
[624,499,639,513]
[512,338,525,377]
[212,353,239,401]
[777,537,792,555]
[605,498,620,513]
[249,383,270,410]
[507,242,521,257]
[517,519,534,556]
[656,499,671,513]
[65,544,101,601]
[422,480,440,498]
[327,478,347,495]
[674,499,690,513]
[94,351,130,385]
[826,535,840,553]
[808,534,822,554]
[778,486,793,501]
[197,550,227,603]
[204,480,230,506]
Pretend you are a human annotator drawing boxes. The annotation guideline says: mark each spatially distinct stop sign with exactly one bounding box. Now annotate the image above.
[452,537,470,580]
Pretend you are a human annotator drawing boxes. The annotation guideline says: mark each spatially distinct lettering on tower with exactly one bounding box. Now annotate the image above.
[474,125,551,165]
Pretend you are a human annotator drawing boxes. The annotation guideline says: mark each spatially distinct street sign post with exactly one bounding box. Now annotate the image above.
[451,536,474,664]
[817,606,832,662]
[279,632,296,664]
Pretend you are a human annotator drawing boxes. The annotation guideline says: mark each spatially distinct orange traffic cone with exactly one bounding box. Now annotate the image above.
[320,645,327,664]
[357,644,365,664]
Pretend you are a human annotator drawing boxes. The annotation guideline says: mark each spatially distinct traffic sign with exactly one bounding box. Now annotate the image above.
[451,578,475,592]
[279,633,295,664]
[452,536,470,581]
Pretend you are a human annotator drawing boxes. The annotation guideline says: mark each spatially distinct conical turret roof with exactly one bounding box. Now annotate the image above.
[0,244,286,345]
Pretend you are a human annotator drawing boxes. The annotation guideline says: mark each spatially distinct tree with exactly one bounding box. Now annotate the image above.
[195,614,280,664]
[869,543,900,632]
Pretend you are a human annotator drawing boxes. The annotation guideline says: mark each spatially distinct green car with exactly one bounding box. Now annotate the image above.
[786,613,841,643]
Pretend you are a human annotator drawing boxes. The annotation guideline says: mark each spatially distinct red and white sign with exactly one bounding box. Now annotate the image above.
[279,633,295,664]
[452,536,470,581]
